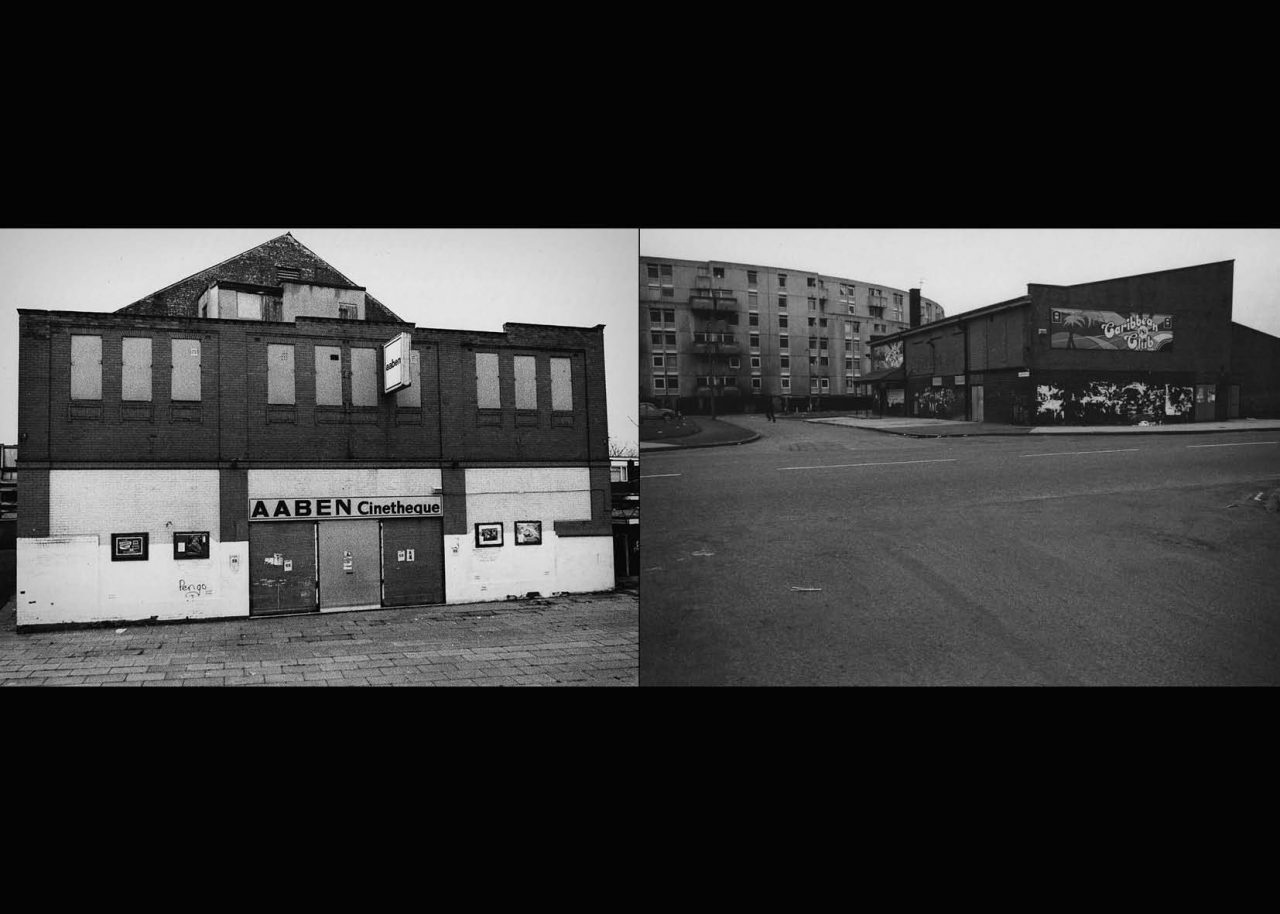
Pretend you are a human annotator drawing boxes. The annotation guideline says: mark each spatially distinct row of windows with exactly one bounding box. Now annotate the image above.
[653,376,866,395]
[69,335,573,412]
[678,330,867,353]
[71,335,202,402]
[650,302,906,333]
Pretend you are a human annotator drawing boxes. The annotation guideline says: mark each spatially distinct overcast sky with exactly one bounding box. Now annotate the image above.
[0,228,639,451]
[640,228,1280,336]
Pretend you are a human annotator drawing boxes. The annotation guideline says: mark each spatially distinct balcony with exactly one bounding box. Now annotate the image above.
[692,339,741,355]
[689,288,739,314]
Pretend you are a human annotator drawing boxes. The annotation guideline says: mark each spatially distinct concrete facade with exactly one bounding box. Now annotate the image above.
[640,256,944,413]
[16,234,613,629]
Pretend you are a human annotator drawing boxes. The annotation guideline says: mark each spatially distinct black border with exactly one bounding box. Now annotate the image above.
[474,522,503,548]
[173,531,210,561]
[111,532,149,561]
[514,520,542,546]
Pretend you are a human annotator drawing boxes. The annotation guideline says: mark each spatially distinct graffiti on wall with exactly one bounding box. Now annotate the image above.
[871,341,903,371]
[914,387,957,419]
[1050,309,1174,351]
[1035,381,1194,425]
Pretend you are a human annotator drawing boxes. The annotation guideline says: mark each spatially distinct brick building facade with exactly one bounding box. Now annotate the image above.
[16,234,613,628]
[868,260,1280,425]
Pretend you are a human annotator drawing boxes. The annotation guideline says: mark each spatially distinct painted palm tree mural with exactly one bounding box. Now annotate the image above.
[1050,308,1174,351]
[1062,310,1085,349]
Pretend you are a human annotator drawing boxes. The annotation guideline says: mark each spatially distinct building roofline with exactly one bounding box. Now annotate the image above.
[640,254,944,305]
[869,295,1032,345]
[1231,320,1280,340]
[504,321,606,333]
[1028,259,1236,290]
[124,232,297,308]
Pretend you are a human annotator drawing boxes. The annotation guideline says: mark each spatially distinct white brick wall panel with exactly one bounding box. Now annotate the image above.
[49,470,220,539]
[248,468,443,499]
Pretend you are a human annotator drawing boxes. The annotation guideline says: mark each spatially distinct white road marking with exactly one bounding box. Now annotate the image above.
[778,458,958,471]
[1021,448,1140,458]
[1186,441,1278,449]
[640,473,683,478]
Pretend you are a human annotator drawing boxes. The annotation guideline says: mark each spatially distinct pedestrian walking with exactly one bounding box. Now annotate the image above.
[764,395,776,422]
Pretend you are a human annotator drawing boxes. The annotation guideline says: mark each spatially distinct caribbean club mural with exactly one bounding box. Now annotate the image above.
[1050,309,1174,351]
[1036,381,1193,425]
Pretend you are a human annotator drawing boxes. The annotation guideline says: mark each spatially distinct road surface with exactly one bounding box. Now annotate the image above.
[640,415,1280,686]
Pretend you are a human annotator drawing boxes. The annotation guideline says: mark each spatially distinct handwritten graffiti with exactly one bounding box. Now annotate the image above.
[1036,381,1194,425]
[1050,309,1173,351]
[178,579,214,600]
[914,387,957,419]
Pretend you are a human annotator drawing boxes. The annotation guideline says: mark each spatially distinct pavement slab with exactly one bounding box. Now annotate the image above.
[0,589,638,687]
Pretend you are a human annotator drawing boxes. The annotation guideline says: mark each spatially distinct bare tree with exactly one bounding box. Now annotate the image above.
[609,438,639,458]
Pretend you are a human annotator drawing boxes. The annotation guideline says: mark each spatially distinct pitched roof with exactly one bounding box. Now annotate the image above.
[115,232,403,322]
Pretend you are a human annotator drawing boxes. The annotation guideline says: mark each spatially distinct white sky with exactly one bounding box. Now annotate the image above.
[640,228,1280,335]
[0,228,639,451]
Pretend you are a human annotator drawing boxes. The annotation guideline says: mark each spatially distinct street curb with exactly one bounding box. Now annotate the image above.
[643,430,761,450]
[862,425,1279,439]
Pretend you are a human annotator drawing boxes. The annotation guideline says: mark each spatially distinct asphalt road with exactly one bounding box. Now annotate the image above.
[639,415,1280,686]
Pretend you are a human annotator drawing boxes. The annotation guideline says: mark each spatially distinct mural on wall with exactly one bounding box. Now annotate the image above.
[1050,309,1174,351]
[1035,381,1194,425]
[871,341,903,371]
[914,387,957,419]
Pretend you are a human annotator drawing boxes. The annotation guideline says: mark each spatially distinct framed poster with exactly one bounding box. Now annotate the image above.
[173,531,210,560]
[514,520,542,546]
[111,532,149,562]
[475,522,503,548]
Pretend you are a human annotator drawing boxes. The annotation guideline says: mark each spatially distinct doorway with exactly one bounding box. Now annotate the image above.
[380,518,445,607]
[248,523,317,616]
[318,520,381,611]
[970,385,984,423]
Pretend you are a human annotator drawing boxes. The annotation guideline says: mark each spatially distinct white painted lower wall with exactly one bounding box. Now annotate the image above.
[443,467,614,604]
[15,465,613,625]
[16,470,249,627]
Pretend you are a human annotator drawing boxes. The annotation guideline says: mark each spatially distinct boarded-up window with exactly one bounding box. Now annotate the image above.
[315,346,343,406]
[550,357,572,411]
[475,352,501,409]
[395,349,421,407]
[70,335,102,400]
[171,339,201,401]
[267,344,295,405]
[122,337,152,401]
[351,348,377,406]
[514,355,537,410]
[237,292,263,320]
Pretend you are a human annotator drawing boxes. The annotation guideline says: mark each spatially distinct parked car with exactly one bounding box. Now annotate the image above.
[640,402,676,421]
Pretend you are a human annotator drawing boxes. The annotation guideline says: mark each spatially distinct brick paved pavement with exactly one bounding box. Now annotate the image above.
[0,589,637,687]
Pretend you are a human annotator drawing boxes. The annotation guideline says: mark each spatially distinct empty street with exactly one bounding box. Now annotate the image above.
[640,416,1280,686]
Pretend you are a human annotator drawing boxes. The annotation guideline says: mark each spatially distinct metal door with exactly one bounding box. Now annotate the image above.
[1228,385,1240,419]
[318,520,381,611]
[970,385,984,423]
[249,522,317,616]
[381,518,445,607]
[1194,384,1216,422]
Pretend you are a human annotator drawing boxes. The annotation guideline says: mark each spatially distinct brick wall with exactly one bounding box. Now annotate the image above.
[20,312,610,467]
[1029,261,1234,379]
